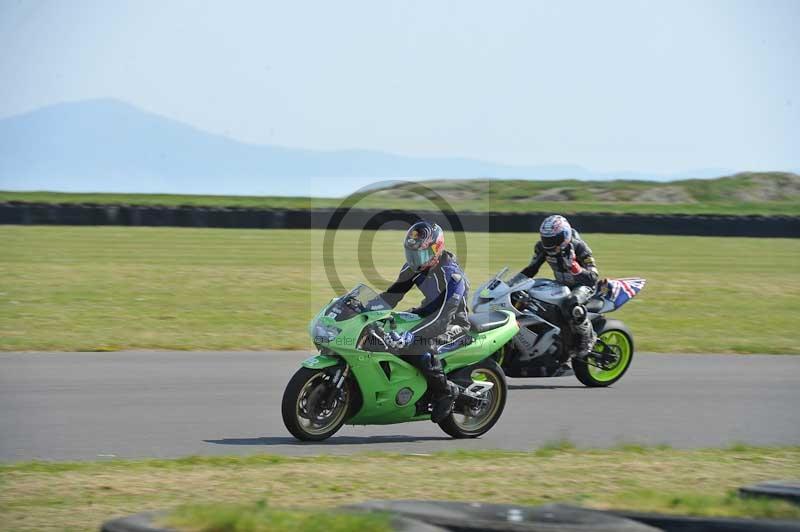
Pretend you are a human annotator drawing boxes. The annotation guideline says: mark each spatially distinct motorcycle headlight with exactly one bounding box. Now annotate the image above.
[313,323,341,344]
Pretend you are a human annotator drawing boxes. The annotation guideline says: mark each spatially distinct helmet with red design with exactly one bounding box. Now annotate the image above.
[404,221,445,272]
[539,215,572,255]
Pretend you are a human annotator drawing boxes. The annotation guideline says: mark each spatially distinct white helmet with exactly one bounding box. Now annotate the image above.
[540,215,572,254]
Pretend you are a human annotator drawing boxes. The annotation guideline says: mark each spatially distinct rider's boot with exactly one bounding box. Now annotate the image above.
[431,382,460,423]
[571,313,597,360]
[423,354,459,423]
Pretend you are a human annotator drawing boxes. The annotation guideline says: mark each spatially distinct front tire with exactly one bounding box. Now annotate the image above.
[573,320,634,387]
[438,359,507,438]
[282,367,350,441]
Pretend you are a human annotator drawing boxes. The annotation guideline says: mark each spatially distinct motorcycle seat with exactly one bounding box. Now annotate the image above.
[468,311,510,333]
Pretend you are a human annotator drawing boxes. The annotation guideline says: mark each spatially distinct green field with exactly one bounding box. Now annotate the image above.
[1,226,798,353]
[3,171,799,215]
[2,446,799,531]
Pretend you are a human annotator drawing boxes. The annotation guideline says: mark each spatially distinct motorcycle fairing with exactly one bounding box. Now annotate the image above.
[347,311,519,425]
[301,353,341,369]
[346,352,429,425]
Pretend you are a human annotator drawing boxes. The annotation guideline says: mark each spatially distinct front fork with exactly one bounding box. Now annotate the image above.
[324,365,350,405]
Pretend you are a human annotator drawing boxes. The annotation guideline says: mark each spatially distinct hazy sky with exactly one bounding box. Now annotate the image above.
[1,0,798,173]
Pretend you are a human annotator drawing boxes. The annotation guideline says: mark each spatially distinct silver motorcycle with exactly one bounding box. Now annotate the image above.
[472,267,646,387]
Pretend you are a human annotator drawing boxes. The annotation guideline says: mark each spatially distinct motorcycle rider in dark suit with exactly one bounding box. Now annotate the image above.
[512,215,599,360]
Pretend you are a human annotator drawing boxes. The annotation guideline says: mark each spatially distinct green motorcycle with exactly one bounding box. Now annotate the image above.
[282,284,519,441]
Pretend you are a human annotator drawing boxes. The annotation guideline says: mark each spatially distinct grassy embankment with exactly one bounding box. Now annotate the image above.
[1,226,798,353]
[2,171,799,215]
[1,445,799,531]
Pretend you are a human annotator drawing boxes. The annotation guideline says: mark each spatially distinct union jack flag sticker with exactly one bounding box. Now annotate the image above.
[607,277,646,309]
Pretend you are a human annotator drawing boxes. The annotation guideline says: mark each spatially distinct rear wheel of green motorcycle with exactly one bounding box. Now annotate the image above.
[282,367,350,441]
[573,320,634,388]
[438,359,507,439]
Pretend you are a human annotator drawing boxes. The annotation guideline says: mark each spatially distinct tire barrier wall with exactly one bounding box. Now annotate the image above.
[740,481,800,505]
[101,502,800,532]
[352,501,800,532]
[1,202,798,237]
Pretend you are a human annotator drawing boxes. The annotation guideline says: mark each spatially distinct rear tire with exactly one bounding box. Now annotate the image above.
[438,359,507,438]
[282,367,350,441]
[573,320,634,387]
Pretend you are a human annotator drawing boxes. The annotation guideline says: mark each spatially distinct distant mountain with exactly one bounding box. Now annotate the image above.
[0,99,733,196]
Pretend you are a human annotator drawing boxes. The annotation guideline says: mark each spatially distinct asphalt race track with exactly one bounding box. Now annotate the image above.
[1,351,798,462]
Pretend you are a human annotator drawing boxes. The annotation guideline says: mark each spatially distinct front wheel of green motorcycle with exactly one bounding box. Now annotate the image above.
[282,367,350,441]
[438,359,507,439]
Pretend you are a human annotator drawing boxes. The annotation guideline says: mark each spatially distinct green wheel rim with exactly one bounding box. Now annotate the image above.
[588,330,631,382]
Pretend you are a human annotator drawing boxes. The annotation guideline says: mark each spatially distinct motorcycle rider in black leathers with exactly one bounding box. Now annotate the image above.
[378,221,469,423]
[512,215,599,360]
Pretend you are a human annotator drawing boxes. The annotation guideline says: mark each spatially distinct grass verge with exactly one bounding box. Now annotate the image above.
[1,445,798,531]
[2,227,799,353]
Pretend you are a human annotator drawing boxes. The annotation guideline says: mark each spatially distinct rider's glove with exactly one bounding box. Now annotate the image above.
[385,330,414,350]
[559,247,582,274]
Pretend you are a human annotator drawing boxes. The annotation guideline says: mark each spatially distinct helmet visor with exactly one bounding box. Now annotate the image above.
[405,247,435,271]
[541,233,566,252]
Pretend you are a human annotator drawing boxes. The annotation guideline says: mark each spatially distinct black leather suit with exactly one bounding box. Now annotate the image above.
[519,229,599,358]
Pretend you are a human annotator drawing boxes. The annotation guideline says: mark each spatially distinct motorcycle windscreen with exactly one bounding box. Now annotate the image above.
[603,277,646,310]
